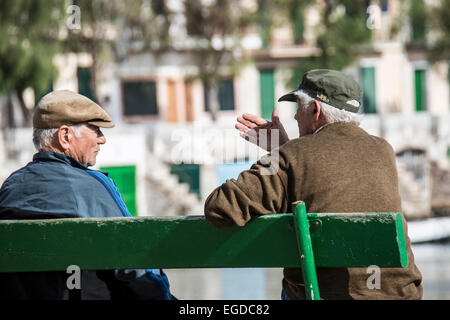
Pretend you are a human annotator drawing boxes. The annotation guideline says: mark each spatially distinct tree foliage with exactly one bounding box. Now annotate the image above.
[251,1,372,87]
[428,0,450,62]
[4,0,445,127]
[289,0,372,86]
[0,0,65,125]
[413,0,427,38]
[0,0,257,124]
[183,0,254,120]
[62,0,255,121]
[61,0,174,103]
[277,0,309,44]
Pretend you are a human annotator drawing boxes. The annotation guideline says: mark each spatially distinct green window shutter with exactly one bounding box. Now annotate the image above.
[203,82,210,112]
[414,69,427,112]
[259,69,275,120]
[122,81,158,116]
[170,164,201,199]
[293,20,305,44]
[360,67,377,114]
[100,165,137,216]
[218,79,235,111]
[77,67,94,101]
[35,82,53,105]
[204,79,235,111]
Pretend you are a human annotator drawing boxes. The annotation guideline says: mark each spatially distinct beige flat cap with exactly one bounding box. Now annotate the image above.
[33,90,115,129]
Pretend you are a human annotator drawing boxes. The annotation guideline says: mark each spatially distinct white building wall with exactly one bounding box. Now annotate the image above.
[52,54,79,92]
[378,43,405,113]
[401,58,416,114]
[428,62,449,115]
[235,65,260,118]
[274,68,298,138]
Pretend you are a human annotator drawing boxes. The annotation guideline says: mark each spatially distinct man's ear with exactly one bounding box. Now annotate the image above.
[312,100,321,121]
[57,125,72,151]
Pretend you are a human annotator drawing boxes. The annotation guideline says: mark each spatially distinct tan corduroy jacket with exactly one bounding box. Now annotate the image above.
[204,122,423,300]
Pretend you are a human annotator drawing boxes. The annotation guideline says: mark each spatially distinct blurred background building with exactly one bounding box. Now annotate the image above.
[1,0,450,299]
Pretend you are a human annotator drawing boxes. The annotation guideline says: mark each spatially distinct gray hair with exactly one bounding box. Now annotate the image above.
[296,90,363,125]
[32,123,86,151]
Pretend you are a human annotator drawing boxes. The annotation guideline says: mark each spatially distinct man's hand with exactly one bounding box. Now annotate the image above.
[235,107,289,151]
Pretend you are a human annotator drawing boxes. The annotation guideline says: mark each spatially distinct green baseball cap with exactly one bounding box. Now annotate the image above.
[278,69,362,113]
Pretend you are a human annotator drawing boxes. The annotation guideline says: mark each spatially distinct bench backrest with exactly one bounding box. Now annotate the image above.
[0,211,408,273]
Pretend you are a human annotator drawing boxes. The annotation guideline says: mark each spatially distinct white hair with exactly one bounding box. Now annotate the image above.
[296,90,363,125]
[32,123,86,151]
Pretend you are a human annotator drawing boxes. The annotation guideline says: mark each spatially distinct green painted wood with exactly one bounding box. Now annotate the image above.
[0,212,408,273]
[395,213,409,266]
[309,212,408,268]
[293,202,320,300]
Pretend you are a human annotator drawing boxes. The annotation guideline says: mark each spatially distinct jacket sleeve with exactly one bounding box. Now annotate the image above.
[204,150,290,227]
[96,269,174,300]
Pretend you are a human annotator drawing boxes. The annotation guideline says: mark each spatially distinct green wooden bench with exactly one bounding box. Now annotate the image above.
[0,201,408,300]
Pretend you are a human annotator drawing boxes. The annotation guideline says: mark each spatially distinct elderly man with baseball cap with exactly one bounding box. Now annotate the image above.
[0,90,174,300]
[204,69,423,299]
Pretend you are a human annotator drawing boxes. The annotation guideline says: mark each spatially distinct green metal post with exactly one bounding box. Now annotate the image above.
[292,201,320,300]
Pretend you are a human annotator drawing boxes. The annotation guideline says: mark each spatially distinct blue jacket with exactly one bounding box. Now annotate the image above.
[0,151,124,218]
[0,151,173,300]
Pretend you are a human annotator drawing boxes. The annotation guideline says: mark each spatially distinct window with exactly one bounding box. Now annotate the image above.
[259,69,275,120]
[122,80,158,116]
[35,82,53,105]
[360,66,377,114]
[77,67,95,101]
[204,79,235,111]
[100,165,137,216]
[414,69,427,112]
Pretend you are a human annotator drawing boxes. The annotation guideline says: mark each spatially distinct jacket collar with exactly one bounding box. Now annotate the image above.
[33,151,88,170]
[313,121,359,135]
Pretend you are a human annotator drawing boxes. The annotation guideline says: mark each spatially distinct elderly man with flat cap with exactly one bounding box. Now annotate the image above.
[0,90,174,300]
[204,69,423,300]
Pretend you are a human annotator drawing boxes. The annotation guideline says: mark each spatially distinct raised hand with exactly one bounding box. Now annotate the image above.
[235,107,289,151]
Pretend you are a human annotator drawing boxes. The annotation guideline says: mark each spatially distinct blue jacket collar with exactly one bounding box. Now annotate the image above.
[32,151,88,170]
